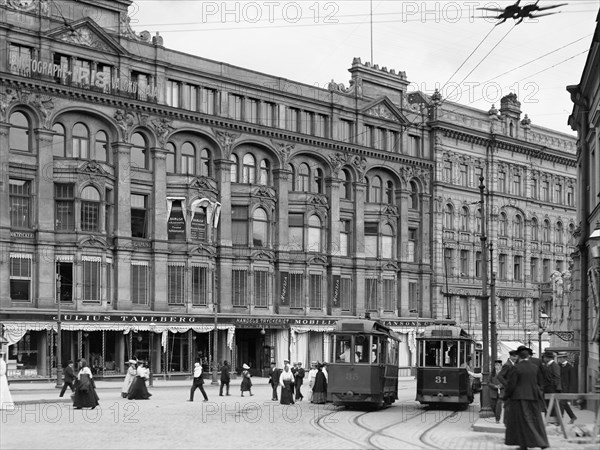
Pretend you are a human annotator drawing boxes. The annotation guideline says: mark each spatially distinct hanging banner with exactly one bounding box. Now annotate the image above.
[279,271,289,306]
[331,275,341,308]
[167,197,186,240]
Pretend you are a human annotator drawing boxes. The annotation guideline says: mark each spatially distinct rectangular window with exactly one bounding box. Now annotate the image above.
[288,213,304,251]
[264,102,277,127]
[542,181,549,202]
[166,80,180,108]
[513,174,521,196]
[390,131,400,152]
[567,186,574,206]
[341,277,352,312]
[408,282,418,312]
[9,179,31,228]
[200,88,216,114]
[232,206,249,245]
[339,220,350,256]
[444,248,455,277]
[229,94,243,119]
[186,84,198,111]
[498,299,507,323]
[9,44,33,76]
[475,251,482,278]
[498,172,506,193]
[460,250,469,276]
[364,222,378,258]
[105,188,113,234]
[459,164,468,186]
[131,194,148,239]
[514,255,523,281]
[192,266,208,306]
[314,114,327,137]
[55,184,74,230]
[168,265,185,304]
[131,263,149,305]
[131,71,150,101]
[365,278,378,311]
[254,270,269,307]
[10,254,32,302]
[232,269,247,307]
[289,272,303,308]
[409,135,421,157]
[499,254,507,280]
[407,228,417,262]
[286,107,299,132]
[81,196,99,233]
[247,98,259,124]
[309,273,322,309]
[340,120,353,143]
[73,58,92,86]
[443,161,452,182]
[530,258,539,282]
[302,111,313,134]
[56,260,73,302]
[364,125,374,147]
[82,258,101,302]
[543,259,550,281]
[53,53,69,83]
[375,128,386,150]
[515,299,523,323]
[106,259,113,304]
[383,279,395,311]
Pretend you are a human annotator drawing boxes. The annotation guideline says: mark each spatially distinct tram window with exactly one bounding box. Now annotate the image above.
[355,334,369,364]
[336,335,352,362]
[443,341,458,367]
[387,337,397,365]
[371,336,382,363]
[459,341,471,366]
[425,341,442,366]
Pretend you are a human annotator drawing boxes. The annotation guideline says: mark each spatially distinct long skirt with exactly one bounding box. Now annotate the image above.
[127,376,151,400]
[121,373,134,397]
[72,376,99,409]
[280,380,295,405]
[240,377,252,392]
[0,375,14,410]
[505,399,549,449]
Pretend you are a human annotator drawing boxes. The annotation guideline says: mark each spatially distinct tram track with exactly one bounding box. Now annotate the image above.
[311,400,460,450]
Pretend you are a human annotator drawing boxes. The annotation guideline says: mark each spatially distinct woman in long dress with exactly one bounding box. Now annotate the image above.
[279,365,295,405]
[0,350,14,410]
[127,361,152,400]
[121,360,137,398]
[306,361,318,402]
[240,363,253,397]
[311,363,327,404]
[72,359,99,409]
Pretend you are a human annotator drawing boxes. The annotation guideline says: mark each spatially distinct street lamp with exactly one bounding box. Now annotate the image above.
[149,323,155,387]
[589,221,600,259]
[409,309,419,377]
[538,312,550,354]
[55,272,62,388]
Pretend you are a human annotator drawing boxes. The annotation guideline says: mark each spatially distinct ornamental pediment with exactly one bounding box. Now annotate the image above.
[251,250,275,261]
[47,18,129,55]
[361,97,409,125]
[189,177,217,192]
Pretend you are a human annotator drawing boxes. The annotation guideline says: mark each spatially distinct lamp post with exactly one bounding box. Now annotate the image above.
[55,272,62,388]
[538,312,550,354]
[211,303,219,385]
[409,309,419,377]
[149,323,155,387]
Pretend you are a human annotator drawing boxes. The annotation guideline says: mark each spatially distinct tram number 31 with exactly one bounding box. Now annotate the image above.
[434,376,447,384]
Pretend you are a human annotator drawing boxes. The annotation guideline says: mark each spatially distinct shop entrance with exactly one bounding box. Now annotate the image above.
[235,329,266,376]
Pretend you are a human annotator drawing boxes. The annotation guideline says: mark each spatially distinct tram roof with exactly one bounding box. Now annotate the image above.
[417,324,472,340]
[332,319,401,340]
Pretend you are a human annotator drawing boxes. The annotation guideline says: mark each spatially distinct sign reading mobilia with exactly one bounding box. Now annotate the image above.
[9,54,162,98]
[444,288,536,298]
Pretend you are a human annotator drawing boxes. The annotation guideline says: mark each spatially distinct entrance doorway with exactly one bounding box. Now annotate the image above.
[235,329,266,376]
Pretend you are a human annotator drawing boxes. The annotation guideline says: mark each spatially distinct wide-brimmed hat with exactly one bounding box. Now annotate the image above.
[283,359,290,364]
[128,359,137,365]
[242,363,250,369]
[516,345,533,355]
[557,352,568,357]
[542,350,556,359]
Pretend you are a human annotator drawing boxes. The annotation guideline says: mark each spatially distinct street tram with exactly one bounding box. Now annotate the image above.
[328,319,401,408]
[415,325,476,407]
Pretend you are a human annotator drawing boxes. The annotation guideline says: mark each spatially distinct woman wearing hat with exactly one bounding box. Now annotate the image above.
[72,359,99,409]
[311,363,327,404]
[121,359,137,398]
[279,364,295,405]
[240,363,253,397]
[127,361,152,400]
[0,348,14,410]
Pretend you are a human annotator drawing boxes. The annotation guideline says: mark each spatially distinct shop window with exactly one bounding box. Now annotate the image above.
[72,123,90,159]
[9,111,31,152]
[168,265,185,304]
[10,254,32,302]
[254,270,269,307]
[192,266,208,306]
[232,269,248,306]
[9,179,31,229]
[52,123,66,157]
[80,186,101,232]
[252,208,268,247]
[232,206,249,245]
[309,273,322,309]
[82,257,101,302]
[131,194,148,239]
[55,184,75,230]
[131,263,149,305]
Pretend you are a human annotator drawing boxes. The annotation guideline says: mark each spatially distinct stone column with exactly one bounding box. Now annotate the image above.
[274,168,290,249]
[215,158,233,312]
[354,182,367,313]
[0,124,10,308]
[153,147,168,312]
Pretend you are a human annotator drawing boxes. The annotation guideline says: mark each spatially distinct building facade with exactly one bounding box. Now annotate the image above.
[568,10,600,395]
[0,0,434,378]
[424,91,578,362]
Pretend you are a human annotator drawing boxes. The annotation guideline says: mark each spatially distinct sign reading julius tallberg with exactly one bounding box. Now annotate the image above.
[167,200,186,240]
[279,272,289,306]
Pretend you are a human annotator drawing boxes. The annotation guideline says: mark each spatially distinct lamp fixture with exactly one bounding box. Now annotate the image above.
[260,328,266,336]
[589,220,600,259]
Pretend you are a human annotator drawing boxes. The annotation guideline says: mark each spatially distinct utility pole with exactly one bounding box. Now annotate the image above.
[490,243,497,366]
[478,176,493,418]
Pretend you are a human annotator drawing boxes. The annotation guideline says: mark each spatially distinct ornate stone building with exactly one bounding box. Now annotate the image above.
[0,0,433,377]
[423,90,578,362]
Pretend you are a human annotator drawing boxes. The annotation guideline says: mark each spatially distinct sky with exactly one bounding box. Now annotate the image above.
[129,0,599,135]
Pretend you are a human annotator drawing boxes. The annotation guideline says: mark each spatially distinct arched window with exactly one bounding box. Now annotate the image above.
[444,204,454,229]
[371,176,382,203]
[72,123,89,159]
[287,163,295,191]
[543,220,550,242]
[165,142,176,173]
[131,133,150,170]
[556,221,563,244]
[181,142,196,175]
[252,208,268,247]
[386,181,394,205]
[230,154,238,182]
[81,185,101,232]
[460,207,469,232]
[382,224,394,259]
[476,209,482,233]
[52,123,66,157]
[259,160,270,185]
[95,130,108,162]
[339,169,350,200]
[499,212,508,236]
[9,111,31,152]
[409,181,419,210]
[567,223,575,245]
[308,215,322,252]
[314,168,324,194]
[531,218,539,241]
[514,214,523,239]
[242,153,256,183]
[200,148,211,177]
[299,163,310,191]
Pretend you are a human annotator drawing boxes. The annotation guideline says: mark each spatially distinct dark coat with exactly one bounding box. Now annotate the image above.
[560,361,576,393]
[63,365,76,384]
[268,367,282,386]
[543,360,562,393]
[505,359,544,401]
[294,367,305,386]
[496,359,515,389]
[220,365,231,383]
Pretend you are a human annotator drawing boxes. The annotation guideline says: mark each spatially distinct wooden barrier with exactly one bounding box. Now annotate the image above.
[544,393,600,442]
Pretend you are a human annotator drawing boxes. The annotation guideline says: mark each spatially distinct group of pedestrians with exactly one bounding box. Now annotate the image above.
[496,346,578,450]
[121,359,152,400]
[268,360,328,405]
[57,358,100,410]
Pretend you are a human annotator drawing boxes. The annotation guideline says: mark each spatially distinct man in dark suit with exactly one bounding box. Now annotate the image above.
[557,352,577,423]
[59,360,75,397]
[219,360,231,396]
[542,350,562,421]
[504,347,549,449]
[268,361,282,401]
[497,350,518,425]
[294,362,305,401]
